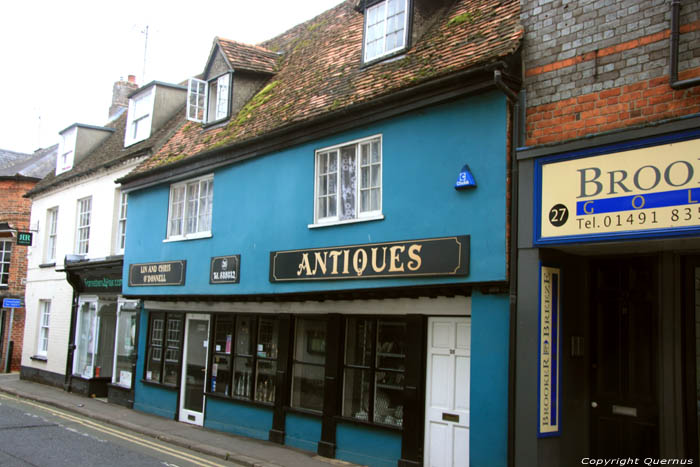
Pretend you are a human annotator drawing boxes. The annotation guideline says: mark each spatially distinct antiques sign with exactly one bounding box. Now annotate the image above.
[210,255,240,284]
[269,235,469,282]
[538,265,561,437]
[128,260,186,287]
[536,135,700,244]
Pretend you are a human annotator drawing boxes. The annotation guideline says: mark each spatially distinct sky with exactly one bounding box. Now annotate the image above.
[0,0,344,154]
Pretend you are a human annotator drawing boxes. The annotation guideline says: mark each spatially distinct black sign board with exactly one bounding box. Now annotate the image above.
[82,275,123,293]
[270,235,469,282]
[17,232,32,246]
[128,260,186,287]
[210,255,241,284]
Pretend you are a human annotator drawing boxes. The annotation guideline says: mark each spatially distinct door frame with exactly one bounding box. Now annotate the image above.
[683,255,700,462]
[423,316,470,467]
[178,313,211,426]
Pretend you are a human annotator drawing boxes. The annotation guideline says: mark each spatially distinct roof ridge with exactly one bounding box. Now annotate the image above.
[216,37,278,56]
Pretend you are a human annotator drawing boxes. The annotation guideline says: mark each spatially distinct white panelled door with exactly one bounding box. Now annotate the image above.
[424,317,470,467]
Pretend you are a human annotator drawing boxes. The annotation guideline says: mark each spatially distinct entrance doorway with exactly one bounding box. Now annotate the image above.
[179,314,210,426]
[424,317,470,467]
[590,257,658,457]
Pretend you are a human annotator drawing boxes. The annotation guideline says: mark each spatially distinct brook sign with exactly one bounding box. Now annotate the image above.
[535,134,700,244]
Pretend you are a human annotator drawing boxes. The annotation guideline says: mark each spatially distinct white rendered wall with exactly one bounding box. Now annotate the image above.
[22,161,142,377]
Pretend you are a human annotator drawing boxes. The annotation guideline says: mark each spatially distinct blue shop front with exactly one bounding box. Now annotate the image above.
[118,2,522,466]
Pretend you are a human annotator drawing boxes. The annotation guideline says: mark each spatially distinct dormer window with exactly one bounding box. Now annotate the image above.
[363,0,409,63]
[125,87,154,146]
[187,72,232,124]
[56,127,76,175]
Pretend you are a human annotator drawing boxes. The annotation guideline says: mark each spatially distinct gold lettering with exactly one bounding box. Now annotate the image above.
[296,253,312,276]
[388,245,405,272]
[689,189,699,204]
[583,201,594,214]
[353,249,368,276]
[370,247,388,272]
[328,251,342,274]
[342,250,350,274]
[407,244,422,271]
[313,251,328,275]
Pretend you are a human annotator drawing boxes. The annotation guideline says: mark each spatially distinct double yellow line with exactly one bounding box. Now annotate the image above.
[0,392,231,467]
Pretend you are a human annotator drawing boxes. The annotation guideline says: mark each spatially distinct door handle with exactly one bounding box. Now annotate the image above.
[591,401,598,408]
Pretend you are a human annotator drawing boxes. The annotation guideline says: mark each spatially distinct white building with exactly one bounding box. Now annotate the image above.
[21,77,185,405]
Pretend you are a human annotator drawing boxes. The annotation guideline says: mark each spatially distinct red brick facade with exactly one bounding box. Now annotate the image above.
[0,177,37,372]
[526,66,700,146]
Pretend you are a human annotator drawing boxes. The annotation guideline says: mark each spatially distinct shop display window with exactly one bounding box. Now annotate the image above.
[112,301,138,388]
[209,315,279,404]
[145,312,183,386]
[342,317,406,427]
[73,299,117,380]
[291,318,326,412]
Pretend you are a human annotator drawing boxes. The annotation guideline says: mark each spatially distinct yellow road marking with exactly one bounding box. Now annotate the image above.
[0,393,230,467]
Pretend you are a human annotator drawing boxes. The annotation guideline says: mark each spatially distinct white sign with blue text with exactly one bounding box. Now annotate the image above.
[538,265,561,437]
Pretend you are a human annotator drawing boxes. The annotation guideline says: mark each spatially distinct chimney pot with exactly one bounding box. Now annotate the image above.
[128,75,136,84]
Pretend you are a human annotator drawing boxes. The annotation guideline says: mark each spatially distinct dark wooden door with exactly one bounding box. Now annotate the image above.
[590,256,659,457]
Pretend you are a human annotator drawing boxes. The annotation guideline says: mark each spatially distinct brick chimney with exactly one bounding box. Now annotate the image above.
[108,75,139,120]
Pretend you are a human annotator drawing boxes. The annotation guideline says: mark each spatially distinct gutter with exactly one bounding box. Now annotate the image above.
[670,0,700,90]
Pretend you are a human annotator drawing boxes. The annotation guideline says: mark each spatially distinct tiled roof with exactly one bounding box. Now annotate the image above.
[217,37,279,74]
[132,0,522,176]
[27,106,184,197]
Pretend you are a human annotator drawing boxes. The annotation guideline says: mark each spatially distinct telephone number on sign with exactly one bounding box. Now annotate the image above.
[575,207,700,230]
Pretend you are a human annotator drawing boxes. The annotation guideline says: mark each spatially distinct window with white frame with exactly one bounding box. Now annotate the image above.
[186,73,231,124]
[116,192,128,253]
[46,207,59,262]
[56,127,76,175]
[76,197,92,255]
[364,0,409,63]
[314,136,382,225]
[0,240,10,286]
[37,300,51,357]
[124,88,153,146]
[167,175,214,239]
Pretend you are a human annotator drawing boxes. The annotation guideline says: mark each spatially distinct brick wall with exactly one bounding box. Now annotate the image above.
[0,177,37,371]
[521,0,700,146]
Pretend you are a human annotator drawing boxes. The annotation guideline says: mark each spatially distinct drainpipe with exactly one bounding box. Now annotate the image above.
[670,0,700,90]
[494,67,520,467]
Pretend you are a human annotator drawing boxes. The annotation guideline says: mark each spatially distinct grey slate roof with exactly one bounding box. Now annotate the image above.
[0,145,58,180]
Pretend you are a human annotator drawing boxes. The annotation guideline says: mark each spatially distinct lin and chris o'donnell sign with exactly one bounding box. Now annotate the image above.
[270,236,469,282]
[536,136,700,243]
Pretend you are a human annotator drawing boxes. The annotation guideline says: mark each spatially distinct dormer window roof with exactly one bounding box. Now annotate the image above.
[186,38,278,125]
[363,0,410,63]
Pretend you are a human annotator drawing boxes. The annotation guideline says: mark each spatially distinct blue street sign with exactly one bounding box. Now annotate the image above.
[2,298,22,308]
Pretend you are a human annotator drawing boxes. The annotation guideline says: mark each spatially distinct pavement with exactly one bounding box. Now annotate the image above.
[0,373,360,467]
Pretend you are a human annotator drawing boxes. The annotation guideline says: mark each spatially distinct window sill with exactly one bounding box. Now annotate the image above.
[30,355,47,362]
[39,262,56,269]
[202,117,230,129]
[284,405,323,418]
[140,379,179,390]
[334,414,403,432]
[205,391,275,408]
[163,232,212,243]
[308,214,384,229]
